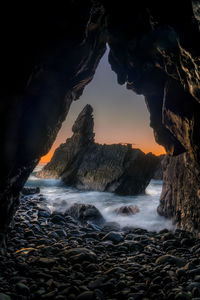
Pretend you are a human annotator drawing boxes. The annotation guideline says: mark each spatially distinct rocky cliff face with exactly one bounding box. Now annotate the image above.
[38,105,159,195]
[158,154,200,234]
[37,105,94,179]
[1,0,200,243]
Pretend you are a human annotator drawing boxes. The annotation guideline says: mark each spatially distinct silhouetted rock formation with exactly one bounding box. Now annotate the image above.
[37,105,159,195]
[1,0,200,243]
[37,104,94,179]
[158,154,200,233]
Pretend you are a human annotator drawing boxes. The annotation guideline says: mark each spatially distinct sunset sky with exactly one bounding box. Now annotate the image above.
[41,47,165,163]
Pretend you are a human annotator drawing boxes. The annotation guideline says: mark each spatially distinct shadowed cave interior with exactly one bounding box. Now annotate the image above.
[1,1,200,298]
[1,0,200,242]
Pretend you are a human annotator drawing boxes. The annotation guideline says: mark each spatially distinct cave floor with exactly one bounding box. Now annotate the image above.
[0,192,200,300]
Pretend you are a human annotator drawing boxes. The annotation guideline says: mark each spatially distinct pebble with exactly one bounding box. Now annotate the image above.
[101,231,123,243]
[0,294,11,300]
[16,283,30,295]
[76,291,94,300]
[1,193,200,300]
[155,255,186,267]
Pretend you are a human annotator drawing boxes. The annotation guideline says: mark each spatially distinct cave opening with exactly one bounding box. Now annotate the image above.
[2,2,200,297]
[23,46,170,232]
[40,46,165,163]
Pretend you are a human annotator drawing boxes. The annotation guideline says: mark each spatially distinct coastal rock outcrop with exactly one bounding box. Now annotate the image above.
[37,105,159,195]
[37,104,94,179]
[158,154,200,233]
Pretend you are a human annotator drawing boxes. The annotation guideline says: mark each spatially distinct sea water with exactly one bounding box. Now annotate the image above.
[26,164,173,232]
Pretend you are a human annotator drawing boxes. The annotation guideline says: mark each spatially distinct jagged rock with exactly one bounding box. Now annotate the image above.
[65,203,105,226]
[37,105,159,195]
[114,205,139,216]
[157,154,200,232]
[37,105,94,179]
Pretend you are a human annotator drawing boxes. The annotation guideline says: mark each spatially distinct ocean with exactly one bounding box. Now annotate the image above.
[25,164,173,232]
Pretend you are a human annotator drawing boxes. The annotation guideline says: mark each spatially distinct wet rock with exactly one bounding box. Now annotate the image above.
[0,294,11,300]
[102,222,120,232]
[51,214,66,225]
[175,292,191,300]
[155,255,186,267]
[76,291,94,300]
[38,258,57,267]
[102,232,123,243]
[38,210,51,218]
[114,205,139,216]
[16,282,30,296]
[65,248,97,262]
[66,203,105,226]
[22,187,40,195]
[157,153,200,232]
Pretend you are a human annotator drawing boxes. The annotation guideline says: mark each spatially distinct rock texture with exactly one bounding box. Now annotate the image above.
[37,104,95,179]
[153,155,165,180]
[65,203,105,227]
[2,192,200,299]
[1,0,200,242]
[114,205,140,216]
[0,2,106,244]
[158,154,200,234]
[37,105,159,195]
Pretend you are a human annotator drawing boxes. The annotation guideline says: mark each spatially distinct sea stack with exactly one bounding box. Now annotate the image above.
[37,105,159,195]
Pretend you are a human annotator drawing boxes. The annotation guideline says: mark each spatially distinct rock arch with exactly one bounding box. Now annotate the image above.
[1,0,200,244]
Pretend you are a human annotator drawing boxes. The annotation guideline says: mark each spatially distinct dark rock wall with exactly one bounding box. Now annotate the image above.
[102,0,200,231]
[158,154,200,234]
[0,2,106,244]
[1,0,200,241]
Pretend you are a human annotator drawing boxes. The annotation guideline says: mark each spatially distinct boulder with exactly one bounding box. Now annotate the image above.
[21,187,40,195]
[114,205,139,216]
[65,203,105,226]
[37,105,159,196]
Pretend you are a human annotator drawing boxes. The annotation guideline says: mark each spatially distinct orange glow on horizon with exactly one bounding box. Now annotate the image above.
[40,150,54,163]
[40,143,166,163]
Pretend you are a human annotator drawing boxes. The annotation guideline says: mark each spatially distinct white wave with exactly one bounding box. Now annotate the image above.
[26,166,173,232]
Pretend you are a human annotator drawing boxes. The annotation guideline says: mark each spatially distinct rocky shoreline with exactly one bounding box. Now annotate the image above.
[1,190,200,300]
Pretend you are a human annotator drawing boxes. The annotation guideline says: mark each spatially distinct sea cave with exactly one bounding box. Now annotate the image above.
[1,1,200,299]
